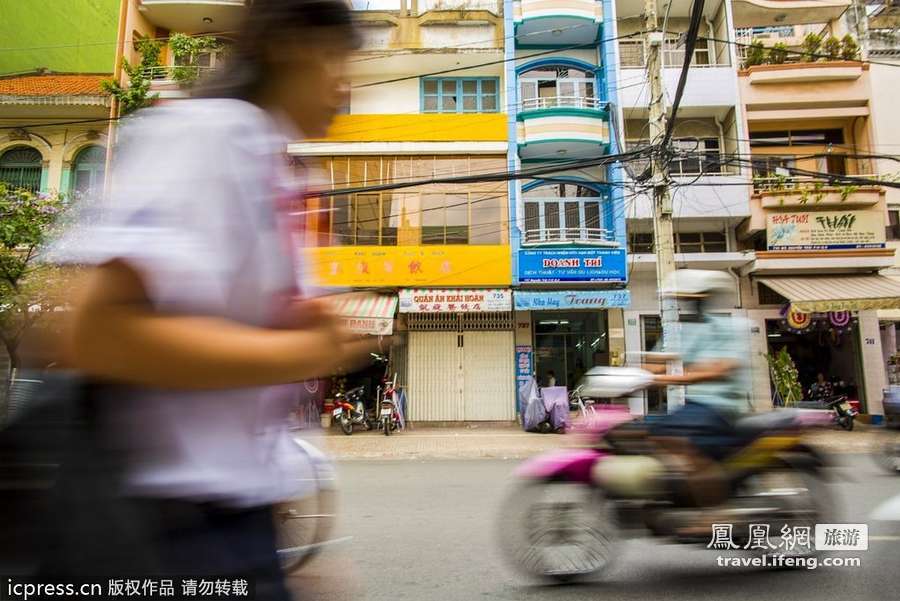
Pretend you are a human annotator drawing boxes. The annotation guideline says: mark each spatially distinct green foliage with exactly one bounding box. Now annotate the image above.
[101,38,162,115]
[839,184,859,202]
[801,33,823,61]
[0,184,70,376]
[840,34,860,61]
[823,36,842,60]
[768,42,788,65]
[767,347,803,407]
[168,33,220,86]
[745,40,766,67]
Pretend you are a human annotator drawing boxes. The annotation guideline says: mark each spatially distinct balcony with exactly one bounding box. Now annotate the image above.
[731,0,850,28]
[517,97,610,159]
[138,1,246,34]
[753,176,884,209]
[739,62,870,122]
[522,227,617,247]
[513,0,603,47]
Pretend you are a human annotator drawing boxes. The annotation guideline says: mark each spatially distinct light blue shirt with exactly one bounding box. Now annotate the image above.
[679,314,752,416]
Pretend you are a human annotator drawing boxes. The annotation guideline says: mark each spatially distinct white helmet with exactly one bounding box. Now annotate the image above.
[661,269,733,298]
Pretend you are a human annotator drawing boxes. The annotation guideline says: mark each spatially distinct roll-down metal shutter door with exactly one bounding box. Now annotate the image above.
[407,331,461,421]
[462,331,516,420]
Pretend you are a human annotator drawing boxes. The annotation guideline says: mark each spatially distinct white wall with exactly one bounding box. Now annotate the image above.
[867,62,900,208]
[618,66,738,110]
[627,175,751,220]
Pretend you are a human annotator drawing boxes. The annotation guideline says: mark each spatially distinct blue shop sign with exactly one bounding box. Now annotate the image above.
[514,290,631,311]
[518,247,627,283]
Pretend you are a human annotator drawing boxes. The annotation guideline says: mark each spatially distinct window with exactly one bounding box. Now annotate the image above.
[887,208,900,241]
[0,146,42,192]
[519,65,597,110]
[629,233,654,254]
[676,231,727,253]
[316,155,508,246]
[671,138,721,175]
[422,78,498,113]
[758,283,788,306]
[522,182,609,244]
[71,145,106,195]
[749,129,844,148]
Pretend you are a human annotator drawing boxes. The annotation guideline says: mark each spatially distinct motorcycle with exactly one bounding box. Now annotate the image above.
[498,366,836,582]
[825,394,857,431]
[378,373,402,436]
[275,438,340,573]
[333,385,371,436]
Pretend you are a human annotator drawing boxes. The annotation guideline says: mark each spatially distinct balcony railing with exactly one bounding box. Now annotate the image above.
[520,96,607,111]
[619,39,725,68]
[143,65,218,82]
[752,174,881,193]
[523,227,616,246]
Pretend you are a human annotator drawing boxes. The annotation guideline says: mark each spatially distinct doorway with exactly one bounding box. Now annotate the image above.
[532,311,609,389]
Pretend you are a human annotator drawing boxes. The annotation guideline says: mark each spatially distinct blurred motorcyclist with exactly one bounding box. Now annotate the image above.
[645,269,752,507]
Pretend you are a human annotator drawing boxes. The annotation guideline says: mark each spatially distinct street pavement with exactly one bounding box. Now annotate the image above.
[317,423,884,460]
[288,455,900,601]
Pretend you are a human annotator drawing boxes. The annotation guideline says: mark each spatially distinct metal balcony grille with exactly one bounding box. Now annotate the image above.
[520,96,606,111]
[522,227,616,246]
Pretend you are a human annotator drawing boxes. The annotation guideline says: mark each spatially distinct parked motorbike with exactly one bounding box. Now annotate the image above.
[378,373,402,436]
[334,386,371,436]
[826,394,857,431]
[498,366,836,582]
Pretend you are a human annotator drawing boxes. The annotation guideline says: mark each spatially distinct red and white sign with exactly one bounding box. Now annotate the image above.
[398,289,512,313]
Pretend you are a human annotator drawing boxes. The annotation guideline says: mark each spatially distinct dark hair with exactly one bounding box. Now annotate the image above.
[195,0,360,101]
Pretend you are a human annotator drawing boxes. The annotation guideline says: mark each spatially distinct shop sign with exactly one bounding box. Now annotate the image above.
[514,290,631,310]
[304,245,512,288]
[518,247,627,283]
[767,210,885,250]
[339,316,394,336]
[398,288,512,313]
[515,345,533,389]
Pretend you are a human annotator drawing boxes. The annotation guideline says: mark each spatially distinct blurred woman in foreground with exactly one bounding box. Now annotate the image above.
[54,1,366,597]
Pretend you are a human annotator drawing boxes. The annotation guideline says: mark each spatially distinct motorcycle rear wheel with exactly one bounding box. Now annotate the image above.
[275,487,337,573]
[383,416,392,436]
[497,479,617,583]
[340,416,353,436]
[840,416,854,431]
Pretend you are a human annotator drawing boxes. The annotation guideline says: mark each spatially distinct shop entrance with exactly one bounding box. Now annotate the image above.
[766,318,866,409]
[533,311,609,389]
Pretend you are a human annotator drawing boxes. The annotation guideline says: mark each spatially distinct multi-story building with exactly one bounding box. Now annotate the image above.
[615,0,753,413]
[0,0,118,195]
[732,0,900,416]
[504,0,631,403]
[295,1,515,421]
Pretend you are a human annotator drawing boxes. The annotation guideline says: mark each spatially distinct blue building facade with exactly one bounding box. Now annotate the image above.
[505,0,630,390]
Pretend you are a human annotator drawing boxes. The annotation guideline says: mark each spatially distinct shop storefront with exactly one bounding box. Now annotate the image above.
[753,275,900,415]
[400,288,516,421]
[514,289,631,390]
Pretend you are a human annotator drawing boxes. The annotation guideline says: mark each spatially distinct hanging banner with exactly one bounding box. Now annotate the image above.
[398,288,512,313]
[517,247,627,283]
[515,345,534,393]
[767,210,886,250]
[514,289,631,310]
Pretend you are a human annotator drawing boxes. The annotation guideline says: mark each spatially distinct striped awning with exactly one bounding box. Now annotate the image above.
[327,293,397,335]
[758,275,900,313]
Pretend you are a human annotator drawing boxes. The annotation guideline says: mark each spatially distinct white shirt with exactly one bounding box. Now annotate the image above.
[51,99,314,507]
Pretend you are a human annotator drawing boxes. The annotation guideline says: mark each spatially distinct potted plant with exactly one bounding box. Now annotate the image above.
[768,42,789,65]
[801,32,823,61]
[767,347,803,407]
[822,36,842,60]
[744,40,766,67]
[841,34,860,60]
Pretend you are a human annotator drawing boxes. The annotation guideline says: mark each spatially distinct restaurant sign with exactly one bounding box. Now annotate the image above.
[767,210,885,250]
[398,289,512,313]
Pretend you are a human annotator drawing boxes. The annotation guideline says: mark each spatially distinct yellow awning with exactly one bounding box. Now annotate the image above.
[758,275,900,313]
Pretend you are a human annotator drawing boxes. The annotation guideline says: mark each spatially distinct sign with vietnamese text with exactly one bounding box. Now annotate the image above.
[514,289,631,310]
[398,288,512,313]
[767,210,885,250]
[517,247,627,283]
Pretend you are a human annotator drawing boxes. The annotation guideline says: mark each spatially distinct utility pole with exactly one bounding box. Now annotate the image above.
[644,0,684,410]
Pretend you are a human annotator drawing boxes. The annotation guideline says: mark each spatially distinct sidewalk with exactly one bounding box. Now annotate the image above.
[312,423,884,461]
